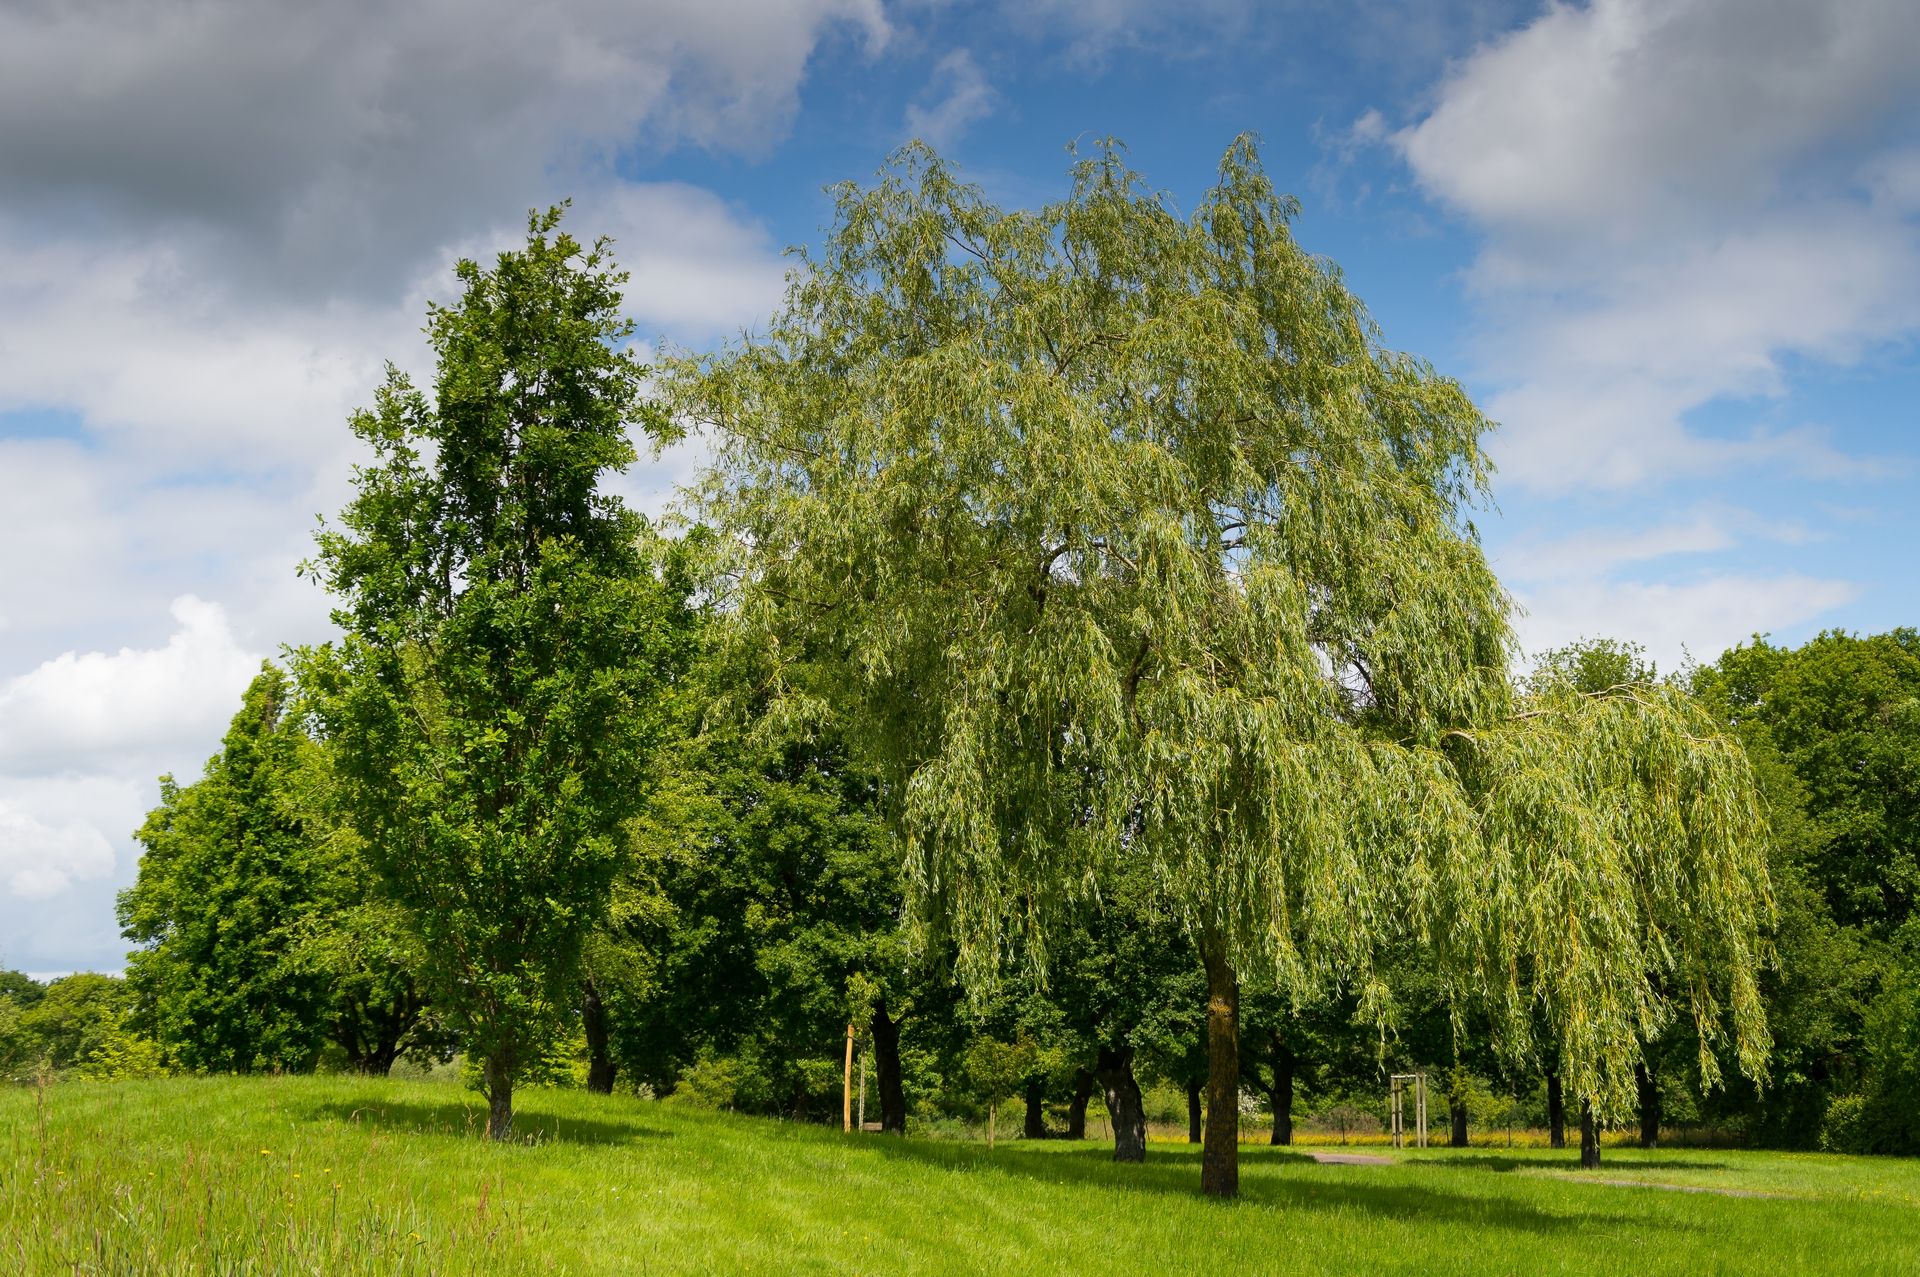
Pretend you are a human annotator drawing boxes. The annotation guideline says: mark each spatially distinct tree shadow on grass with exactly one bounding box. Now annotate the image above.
[302,1098,673,1147]
[862,1138,1697,1237]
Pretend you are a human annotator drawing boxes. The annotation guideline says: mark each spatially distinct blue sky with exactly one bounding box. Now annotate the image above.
[1,0,1916,972]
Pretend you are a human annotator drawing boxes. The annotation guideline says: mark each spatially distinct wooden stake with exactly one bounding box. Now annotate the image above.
[843,1023,855,1132]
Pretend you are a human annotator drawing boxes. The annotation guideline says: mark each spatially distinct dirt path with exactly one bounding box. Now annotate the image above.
[1579,1176,1791,1199]
[1307,1151,1394,1166]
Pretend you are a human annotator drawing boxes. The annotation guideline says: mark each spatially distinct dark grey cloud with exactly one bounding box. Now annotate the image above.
[0,0,886,301]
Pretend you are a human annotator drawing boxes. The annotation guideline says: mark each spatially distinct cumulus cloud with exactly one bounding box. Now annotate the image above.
[588,185,790,340]
[1399,0,1919,238]
[906,50,996,148]
[0,0,886,302]
[0,803,115,900]
[1390,0,1920,493]
[0,596,262,779]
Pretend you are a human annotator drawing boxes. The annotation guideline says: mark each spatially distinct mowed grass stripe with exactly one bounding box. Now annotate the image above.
[4,1076,1917,1275]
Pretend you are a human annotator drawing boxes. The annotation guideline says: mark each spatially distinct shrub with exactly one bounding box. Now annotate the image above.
[1820,1093,1871,1153]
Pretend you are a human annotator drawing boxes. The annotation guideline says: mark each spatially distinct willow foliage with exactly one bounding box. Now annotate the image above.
[675,138,1771,1125]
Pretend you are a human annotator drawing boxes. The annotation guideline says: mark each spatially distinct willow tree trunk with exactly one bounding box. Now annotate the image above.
[1547,1069,1566,1150]
[1095,1043,1146,1163]
[1450,1095,1469,1148]
[1067,1068,1094,1140]
[583,979,616,1095]
[1269,1035,1295,1146]
[1024,1077,1047,1139]
[485,1055,514,1142]
[1186,1077,1204,1144]
[869,998,906,1135]
[1636,1062,1660,1149]
[1200,940,1240,1199]
[1580,1100,1601,1170]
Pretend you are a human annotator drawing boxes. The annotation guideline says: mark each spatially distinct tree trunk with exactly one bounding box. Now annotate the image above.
[1186,1076,1204,1144]
[336,985,415,1076]
[583,979,615,1096]
[1200,939,1240,1199]
[363,1013,405,1076]
[1580,1100,1601,1170]
[1024,1076,1047,1139]
[1067,1068,1094,1140]
[869,998,906,1135]
[1450,1095,1469,1148]
[1269,1036,1294,1146]
[1094,1043,1146,1163]
[484,1054,514,1142]
[1636,1061,1660,1149]
[1546,1068,1566,1150]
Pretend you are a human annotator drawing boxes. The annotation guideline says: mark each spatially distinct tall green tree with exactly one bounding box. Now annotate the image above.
[1693,631,1920,936]
[121,666,334,1072]
[612,719,901,1117]
[120,664,424,1075]
[304,208,693,1139]
[1690,630,1920,1150]
[677,139,1774,1196]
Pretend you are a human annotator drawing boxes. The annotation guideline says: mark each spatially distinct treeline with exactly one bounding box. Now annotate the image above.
[8,627,1908,1159]
[5,142,1916,1196]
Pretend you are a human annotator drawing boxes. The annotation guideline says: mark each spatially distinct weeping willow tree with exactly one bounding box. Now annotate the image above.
[673,138,1772,1197]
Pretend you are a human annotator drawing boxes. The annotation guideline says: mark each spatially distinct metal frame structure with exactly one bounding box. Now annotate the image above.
[1390,1072,1429,1149]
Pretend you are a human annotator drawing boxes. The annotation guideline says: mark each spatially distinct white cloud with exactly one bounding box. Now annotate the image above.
[0,234,395,467]
[0,802,115,900]
[1513,574,1858,674]
[999,0,1249,63]
[1398,0,1920,239]
[1496,511,1735,581]
[906,50,996,148]
[587,185,790,341]
[0,596,262,779]
[1390,0,1920,493]
[1495,504,1851,671]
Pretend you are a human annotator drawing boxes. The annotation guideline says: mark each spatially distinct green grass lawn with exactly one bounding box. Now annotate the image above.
[5,1075,1917,1275]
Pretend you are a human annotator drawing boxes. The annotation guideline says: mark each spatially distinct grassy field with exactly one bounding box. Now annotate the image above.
[5,1075,1917,1275]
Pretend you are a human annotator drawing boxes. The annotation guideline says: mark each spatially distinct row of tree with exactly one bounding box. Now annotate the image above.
[5,629,1915,1158]
[8,140,1915,1197]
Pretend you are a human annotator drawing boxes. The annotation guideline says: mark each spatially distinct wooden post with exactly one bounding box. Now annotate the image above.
[858,1042,868,1131]
[1417,1073,1428,1149]
[843,1023,855,1132]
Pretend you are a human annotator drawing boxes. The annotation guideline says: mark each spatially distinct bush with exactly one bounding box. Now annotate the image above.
[673,1054,745,1110]
[0,995,29,1081]
[1820,1093,1871,1153]
[73,1029,167,1081]
[9,974,167,1081]
[1860,971,1920,1154]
